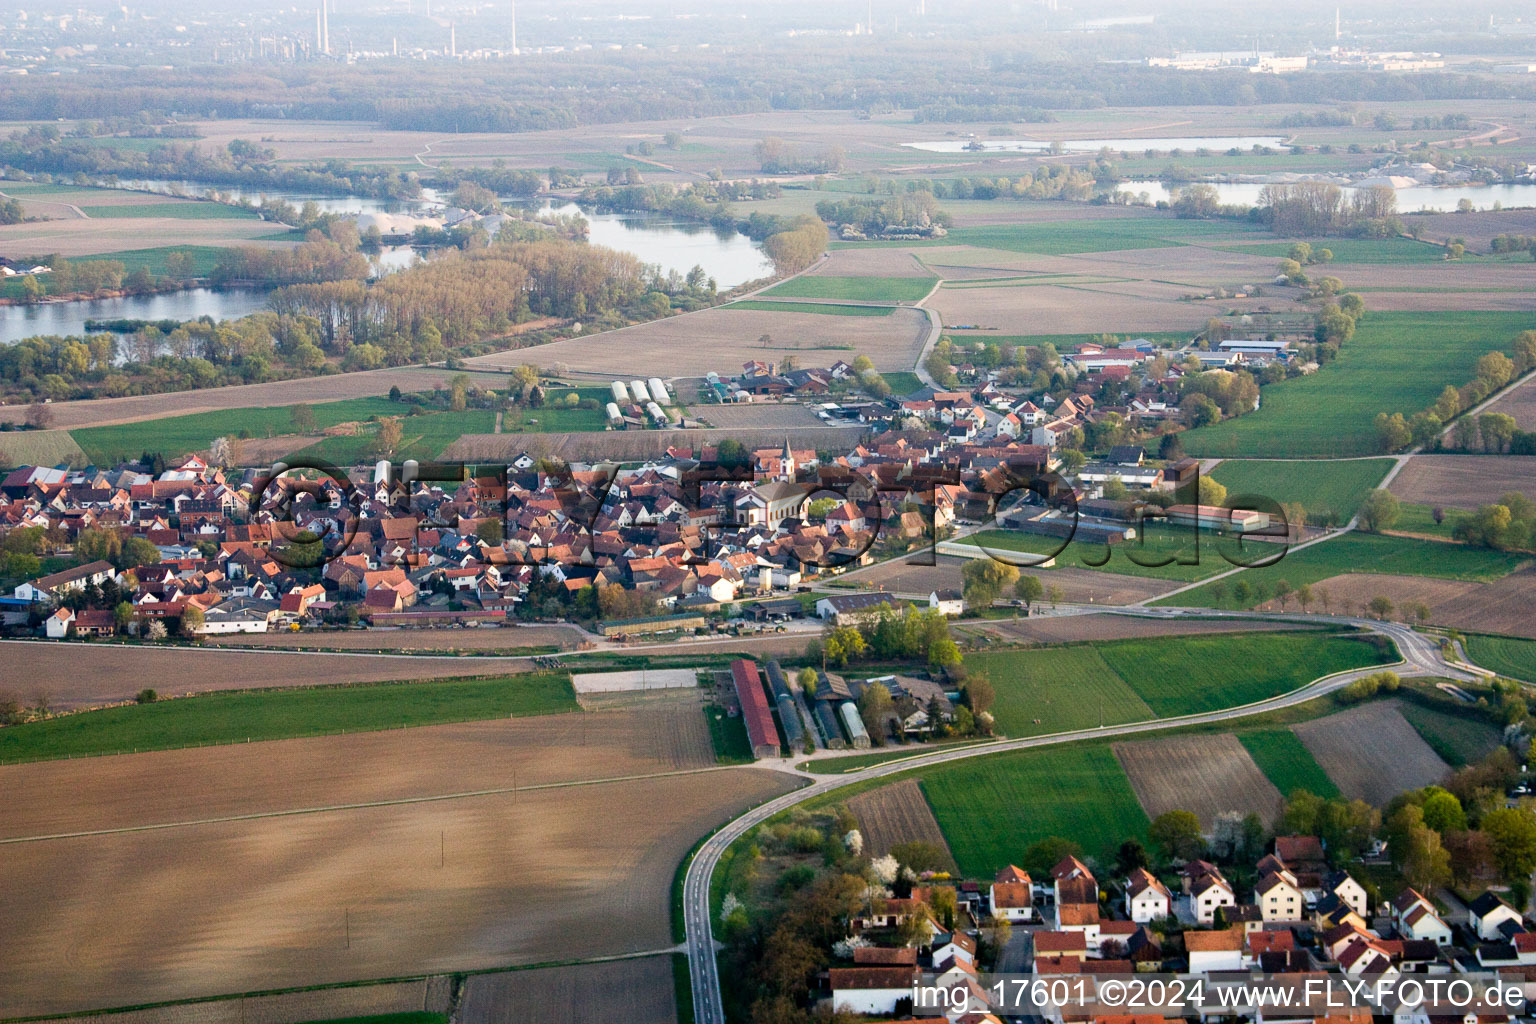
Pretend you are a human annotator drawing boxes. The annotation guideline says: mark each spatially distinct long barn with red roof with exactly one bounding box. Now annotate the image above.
[730,659,780,760]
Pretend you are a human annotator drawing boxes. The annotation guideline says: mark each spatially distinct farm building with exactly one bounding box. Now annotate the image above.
[13,560,117,605]
[814,592,898,624]
[838,701,872,749]
[731,659,781,759]
[1166,504,1272,533]
[763,660,806,752]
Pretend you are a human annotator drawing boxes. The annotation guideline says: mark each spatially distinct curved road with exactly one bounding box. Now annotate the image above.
[682,610,1477,1024]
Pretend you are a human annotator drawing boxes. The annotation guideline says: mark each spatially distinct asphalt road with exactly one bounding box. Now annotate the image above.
[680,609,1481,1024]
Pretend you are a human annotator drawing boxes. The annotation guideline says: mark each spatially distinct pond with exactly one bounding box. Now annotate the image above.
[0,288,271,345]
[1116,178,1536,213]
[534,201,773,288]
[904,135,1290,154]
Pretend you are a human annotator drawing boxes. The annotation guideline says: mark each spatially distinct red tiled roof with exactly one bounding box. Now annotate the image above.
[730,659,777,754]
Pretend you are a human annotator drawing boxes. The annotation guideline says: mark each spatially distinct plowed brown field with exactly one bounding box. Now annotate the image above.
[847,778,957,869]
[1293,702,1448,805]
[1113,734,1283,827]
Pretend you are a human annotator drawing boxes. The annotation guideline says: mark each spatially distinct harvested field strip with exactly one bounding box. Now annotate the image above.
[1293,702,1449,805]
[1237,729,1340,799]
[1210,458,1395,521]
[923,744,1149,875]
[1113,734,1282,827]
[1466,635,1536,681]
[77,202,258,220]
[763,275,936,302]
[1155,533,1530,610]
[723,299,894,317]
[847,778,957,870]
[0,673,579,764]
[1100,632,1393,716]
[458,957,679,1024]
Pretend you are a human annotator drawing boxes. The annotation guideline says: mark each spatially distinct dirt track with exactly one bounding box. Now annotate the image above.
[0,704,796,1017]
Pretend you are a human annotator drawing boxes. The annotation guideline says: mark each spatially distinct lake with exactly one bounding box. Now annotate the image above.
[905,135,1290,154]
[1117,179,1536,213]
[0,288,272,345]
[535,202,774,288]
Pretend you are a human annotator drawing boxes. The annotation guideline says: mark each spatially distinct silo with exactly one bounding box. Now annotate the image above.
[610,380,630,403]
[630,379,651,403]
[838,701,871,749]
[647,377,671,406]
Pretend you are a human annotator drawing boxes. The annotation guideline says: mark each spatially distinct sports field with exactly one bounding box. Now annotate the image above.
[1182,312,1535,457]
[1210,458,1395,521]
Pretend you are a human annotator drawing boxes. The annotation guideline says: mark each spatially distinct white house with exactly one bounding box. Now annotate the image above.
[991,875,1035,924]
[1256,871,1305,922]
[1125,867,1173,923]
[828,966,919,1015]
[1189,870,1236,925]
[1469,892,1526,941]
[44,607,74,639]
[14,560,117,604]
[1186,928,1245,973]
[1391,889,1453,946]
[929,589,965,617]
[1325,871,1370,920]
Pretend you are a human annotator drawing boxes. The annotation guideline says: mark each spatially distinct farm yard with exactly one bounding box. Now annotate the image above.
[1181,312,1536,458]
[1292,702,1450,805]
[845,778,957,870]
[0,702,795,1018]
[1113,734,1283,827]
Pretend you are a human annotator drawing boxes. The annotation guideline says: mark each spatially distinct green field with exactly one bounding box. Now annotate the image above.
[1156,532,1530,610]
[298,1015,446,1024]
[1098,632,1393,716]
[0,672,578,764]
[1217,237,1449,264]
[922,744,1150,875]
[724,299,894,317]
[1397,699,1502,766]
[107,244,230,276]
[1211,458,1394,522]
[1182,312,1535,458]
[1389,502,1460,541]
[291,408,497,466]
[1465,635,1536,682]
[763,275,936,302]
[1238,729,1340,798]
[965,646,1154,736]
[967,631,1389,736]
[706,704,755,764]
[836,217,1266,255]
[881,372,923,395]
[502,388,612,433]
[72,396,407,464]
[956,521,1227,582]
[78,202,257,220]
[0,429,85,468]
